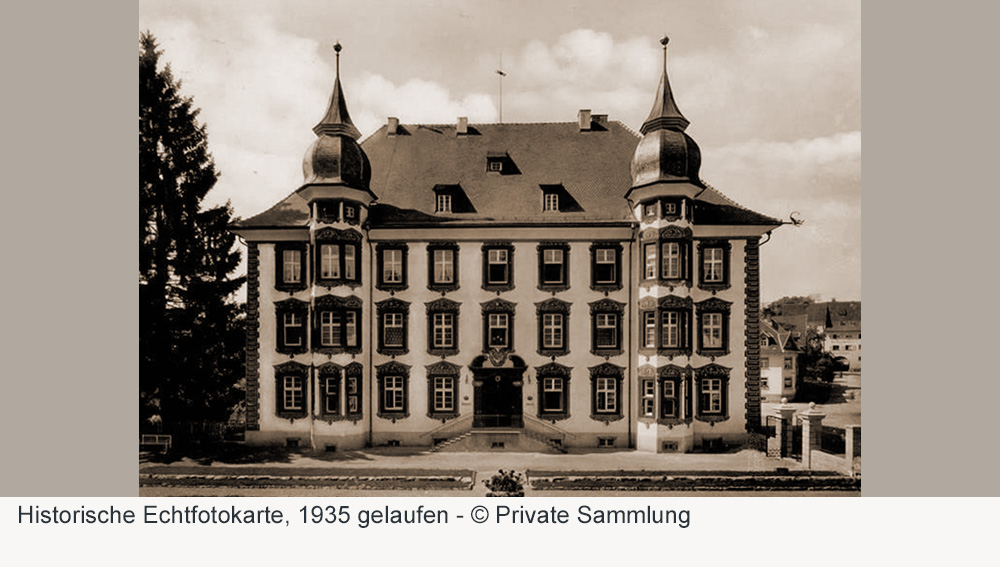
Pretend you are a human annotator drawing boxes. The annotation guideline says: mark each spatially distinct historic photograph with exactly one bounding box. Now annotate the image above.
[139,0,861,495]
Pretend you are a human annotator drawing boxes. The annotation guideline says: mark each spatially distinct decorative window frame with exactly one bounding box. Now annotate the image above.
[344,362,363,419]
[536,362,572,421]
[589,298,625,357]
[696,297,732,358]
[638,226,693,289]
[375,361,410,420]
[589,363,625,422]
[658,364,693,426]
[426,298,460,357]
[637,295,693,357]
[274,361,309,421]
[275,298,309,355]
[312,295,363,355]
[481,242,515,292]
[427,242,460,293]
[274,242,308,293]
[316,362,346,421]
[697,239,732,292]
[589,242,623,292]
[535,298,570,358]
[537,241,570,292]
[376,242,409,292]
[694,363,730,423]
[376,298,410,356]
[426,361,461,421]
[481,298,516,352]
[314,228,362,289]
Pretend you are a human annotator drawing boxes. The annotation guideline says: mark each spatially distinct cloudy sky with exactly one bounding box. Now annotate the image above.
[139,0,860,304]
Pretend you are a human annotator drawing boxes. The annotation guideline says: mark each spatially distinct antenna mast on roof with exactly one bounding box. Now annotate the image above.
[496,53,507,123]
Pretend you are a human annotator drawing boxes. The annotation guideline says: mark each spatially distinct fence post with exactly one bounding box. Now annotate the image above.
[798,402,826,469]
[767,398,797,458]
[845,424,861,475]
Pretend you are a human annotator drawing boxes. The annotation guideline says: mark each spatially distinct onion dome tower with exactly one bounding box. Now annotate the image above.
[299,42,376,204]
[626,36,703,204]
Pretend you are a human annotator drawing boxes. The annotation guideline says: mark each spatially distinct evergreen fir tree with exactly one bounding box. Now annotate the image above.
[140,31,245,437]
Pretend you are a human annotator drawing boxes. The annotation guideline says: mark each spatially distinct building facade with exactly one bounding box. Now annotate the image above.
[231,39,782,453]
[760,318,799,402]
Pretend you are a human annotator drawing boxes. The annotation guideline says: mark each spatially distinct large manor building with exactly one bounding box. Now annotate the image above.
[231,39,783,453]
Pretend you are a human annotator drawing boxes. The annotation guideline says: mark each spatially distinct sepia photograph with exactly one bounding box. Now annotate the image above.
[138,0,861,496]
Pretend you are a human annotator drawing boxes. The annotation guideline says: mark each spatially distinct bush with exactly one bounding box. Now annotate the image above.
[483,469,524,495]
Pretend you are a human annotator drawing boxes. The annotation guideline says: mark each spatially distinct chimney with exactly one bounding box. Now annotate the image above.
[387,117,399,136]
[578,109,592,131]
[457,116,468,136]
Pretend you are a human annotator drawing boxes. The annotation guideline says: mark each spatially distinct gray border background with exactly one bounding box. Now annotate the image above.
[2,2,996,496]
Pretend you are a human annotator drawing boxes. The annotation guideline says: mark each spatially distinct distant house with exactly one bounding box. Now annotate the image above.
[760,318,799,401]
[769,300,860,372]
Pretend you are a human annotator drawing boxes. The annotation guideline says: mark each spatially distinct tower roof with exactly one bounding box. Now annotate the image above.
[639,36,690,135]
[313,42,362,140]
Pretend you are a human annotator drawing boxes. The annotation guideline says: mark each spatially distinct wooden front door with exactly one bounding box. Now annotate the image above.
[473,370,523,428]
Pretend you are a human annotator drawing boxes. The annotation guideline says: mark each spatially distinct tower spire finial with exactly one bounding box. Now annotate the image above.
[334,41,342,78]
[312,39,361,140]
[640,35,689,134]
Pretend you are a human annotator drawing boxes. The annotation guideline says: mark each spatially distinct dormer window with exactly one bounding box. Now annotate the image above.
[543,191,559,212]
[488,160,503,172]
[436,193,452,213]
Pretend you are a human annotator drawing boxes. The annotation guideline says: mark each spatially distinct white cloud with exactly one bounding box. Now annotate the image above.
[352,73,497,133]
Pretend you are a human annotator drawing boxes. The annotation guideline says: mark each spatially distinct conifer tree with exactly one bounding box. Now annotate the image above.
[140,31,244,437]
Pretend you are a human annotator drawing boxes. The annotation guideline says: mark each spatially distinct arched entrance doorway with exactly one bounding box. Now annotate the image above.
[470,352,526,428]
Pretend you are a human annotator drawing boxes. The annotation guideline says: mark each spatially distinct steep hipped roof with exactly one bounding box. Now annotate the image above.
[363,121,638,225]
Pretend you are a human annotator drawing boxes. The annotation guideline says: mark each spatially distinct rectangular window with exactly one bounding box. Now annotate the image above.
[488,160,503,172]
[661,311,680,348]
[542,377,564,412]
[595,313,618,349]
[433,249,454,284]
[644,202,657,217]
[543,192,559,212]
[345,311,358,347]
[542,313,563,349]
[661,241,681,279]
[344,204,356,220]
[761,376,770,389]
[702,312,723,349]
[324,377,339,414]
[642,379,655,417]
[436,193,452,213]
[344,245,356,280]
[596,377,617,413]
[541,248,565,284]
[383,312,405,348]
[644,243,657,279]
[487,248,509,284]
[283,375,304,411]
[661,380,677,418]
[643,312,657,348]
[346,374,360,414]
[433,313,455,349]
[432,376,455,412]
[383,376,404,412]
[320,311,341,347]
[700,379,723,414]
[321,244,340,279]
[383,249,403,284]
[784,376,793,388]
[663,201,677,215]
[761,356,770,368]
[283,312,303,346]
[594,248,617,284]
[784,356,794,370]
[703,247,725,283]
[488,313,509,348]
[282,250,302,283]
